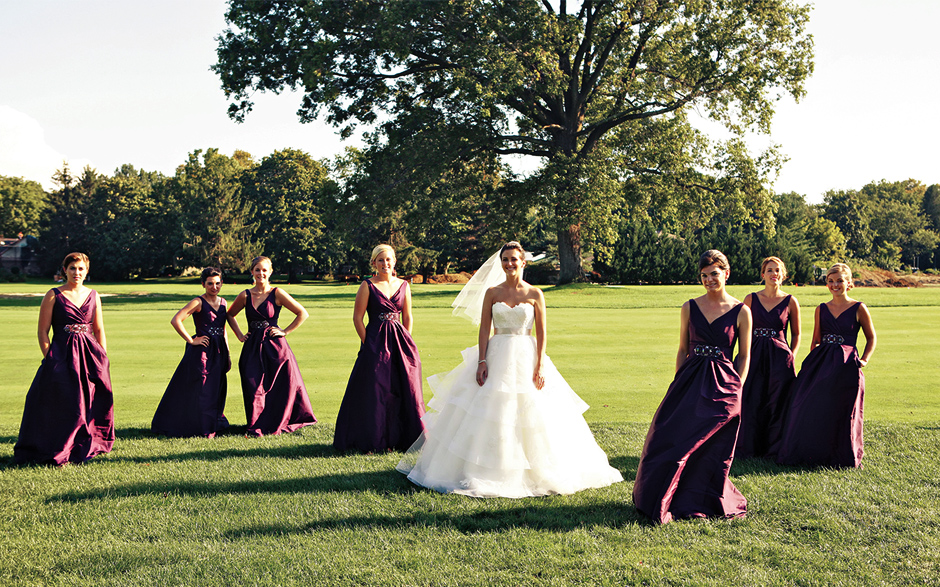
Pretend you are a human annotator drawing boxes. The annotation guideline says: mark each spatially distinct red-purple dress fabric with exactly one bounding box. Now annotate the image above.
[239,288,317,436]
[734,294,796,459]
[776,302,865,468]
[151,297,230,438]
[633,300,747,524]
[14,289,115,465]
[334,280,425,452]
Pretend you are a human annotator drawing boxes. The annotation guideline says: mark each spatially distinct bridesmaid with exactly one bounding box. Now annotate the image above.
[333,244,425,452]
[228,256,317,436]
[151,267,233,438]
[633,250,751,523]
[735,256,801,458]
[14,252,115,465]
[776,263,876,468]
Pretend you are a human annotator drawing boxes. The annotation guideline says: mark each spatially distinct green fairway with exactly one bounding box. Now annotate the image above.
[0,281,938,585]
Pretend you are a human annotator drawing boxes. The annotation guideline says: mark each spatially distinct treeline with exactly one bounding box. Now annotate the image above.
[1,148,938,284]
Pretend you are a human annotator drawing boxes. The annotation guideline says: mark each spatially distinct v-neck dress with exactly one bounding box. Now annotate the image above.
[152,296,230,438]
[239,288,316,436]
[633,299,747,524]
[776,302,865,468]
[334,280,425,452]
[734,293,797,458]
[14,288,115,465]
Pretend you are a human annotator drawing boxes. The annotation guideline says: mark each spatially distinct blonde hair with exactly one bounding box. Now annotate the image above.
[249,256,272,272]
[370,244,395,266]
[826,263,853,289]
[760,256,788,281]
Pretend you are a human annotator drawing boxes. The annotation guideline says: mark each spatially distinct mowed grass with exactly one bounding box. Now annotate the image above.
[0,280,938,586]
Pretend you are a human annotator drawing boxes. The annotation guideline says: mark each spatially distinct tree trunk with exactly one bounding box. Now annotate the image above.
[556,224,584,284]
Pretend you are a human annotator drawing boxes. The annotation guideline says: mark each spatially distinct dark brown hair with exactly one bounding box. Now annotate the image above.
[699,249,730,271]
[499,241,526,258]
[61,252,90,271]
[201,267,223,285]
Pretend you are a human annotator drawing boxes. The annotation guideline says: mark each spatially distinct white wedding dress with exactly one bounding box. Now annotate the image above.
[397,302,623,498]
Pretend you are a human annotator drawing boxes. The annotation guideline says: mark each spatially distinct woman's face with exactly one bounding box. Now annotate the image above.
[501,249,525,276]
[65,261,87,286]
[251,260,272,284]
[827,272,850,296]
[203,275,223,296]
[699,262,729,293]
[762,261,782,286]
[373,251,396,276]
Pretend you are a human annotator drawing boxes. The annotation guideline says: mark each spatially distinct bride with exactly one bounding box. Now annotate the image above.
[397,242,623,497]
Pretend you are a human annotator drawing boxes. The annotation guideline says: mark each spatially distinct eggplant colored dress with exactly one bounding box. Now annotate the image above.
[151,297,230,438]
[334,280,425,452]
[734,294,796,459]
[633,300,747,524]
[14,289,115,465]
[776,302,865,468]
[239,288,317,436]
[397,302,623,498]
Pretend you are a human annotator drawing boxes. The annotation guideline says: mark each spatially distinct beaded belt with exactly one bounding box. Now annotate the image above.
[64,323,91,334]
[753,328,781,338]
[378,312,400,322]
[249,320,271,331]
[693,344,725,359]
[206,326,225,336]
[494,327,532,336]
[821,334,845,345]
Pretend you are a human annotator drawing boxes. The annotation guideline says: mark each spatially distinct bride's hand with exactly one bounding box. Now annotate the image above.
[476,361,488,386]
[533,365,545,390]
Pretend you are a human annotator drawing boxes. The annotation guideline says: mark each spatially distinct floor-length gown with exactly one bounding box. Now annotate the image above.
[776,302,865,468]
[633,300,747,524]
[334,280,425,452]
[151,296,230,438]
[14,289,115,465]
[734,294,796,459]
[397,302,623,498]
[239,288,317,436]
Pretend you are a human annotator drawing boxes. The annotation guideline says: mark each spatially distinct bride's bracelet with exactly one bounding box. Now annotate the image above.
[478,359,487,364]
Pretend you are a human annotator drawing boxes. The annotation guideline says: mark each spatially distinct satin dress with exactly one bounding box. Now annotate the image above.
[14,288,115,465]
[152,296,230,438]
[334,280,425,452]
[239,288,317,436]
[735,294,796,458]
[776,302,866,468]
[633,300,747,524]
[398,302,623,498]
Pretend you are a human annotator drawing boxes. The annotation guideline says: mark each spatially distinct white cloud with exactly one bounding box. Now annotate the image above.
[0,105,92,190]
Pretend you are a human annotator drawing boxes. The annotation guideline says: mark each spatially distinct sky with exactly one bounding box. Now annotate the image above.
[1,0,938,202]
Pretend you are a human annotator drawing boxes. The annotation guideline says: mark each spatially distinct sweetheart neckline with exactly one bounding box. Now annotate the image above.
[493,301,533,310]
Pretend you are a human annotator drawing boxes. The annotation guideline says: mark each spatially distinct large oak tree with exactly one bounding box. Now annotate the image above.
[215,0,813,281]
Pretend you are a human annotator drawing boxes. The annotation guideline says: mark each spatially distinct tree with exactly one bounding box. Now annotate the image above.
[241,149,334,281]
[214,0,814,282]
[38,164,100,275]
[0,176,46,236]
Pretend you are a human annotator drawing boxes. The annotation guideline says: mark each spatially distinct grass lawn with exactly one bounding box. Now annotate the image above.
[0,280,938,585]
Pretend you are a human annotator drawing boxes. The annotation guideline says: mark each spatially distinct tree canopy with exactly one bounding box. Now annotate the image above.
[215,0,814,281]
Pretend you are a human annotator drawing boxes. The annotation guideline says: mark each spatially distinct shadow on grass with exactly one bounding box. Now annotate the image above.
[106,441,336,465]
[609,455,640,482]
[224,500,652,537]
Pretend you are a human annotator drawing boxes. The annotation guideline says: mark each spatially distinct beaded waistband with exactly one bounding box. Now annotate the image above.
[378,312,400,322]
[693,344,726,359]
[753,328,781,338]
[249,320,271,331]
[494,327,532,336]
[821,334,845,345]
[206,326,225,336]
[64,323,91,334]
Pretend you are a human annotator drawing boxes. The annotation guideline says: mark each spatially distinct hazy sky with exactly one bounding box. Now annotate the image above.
[1,0,938,202]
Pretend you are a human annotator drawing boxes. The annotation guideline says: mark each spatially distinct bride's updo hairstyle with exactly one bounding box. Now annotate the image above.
[699,249,730,271]
[499,241,526,258]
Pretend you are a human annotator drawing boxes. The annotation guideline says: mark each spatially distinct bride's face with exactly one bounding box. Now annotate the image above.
[501,249,525,276]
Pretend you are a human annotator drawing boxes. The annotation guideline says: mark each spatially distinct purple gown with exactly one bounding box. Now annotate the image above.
[151,297,230,438]
[776,302,865,468]
[334,280,425,452]
[734,294,796,458]
[633,300,747,524]
[14,289,115,465]
[239,288,317,436]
